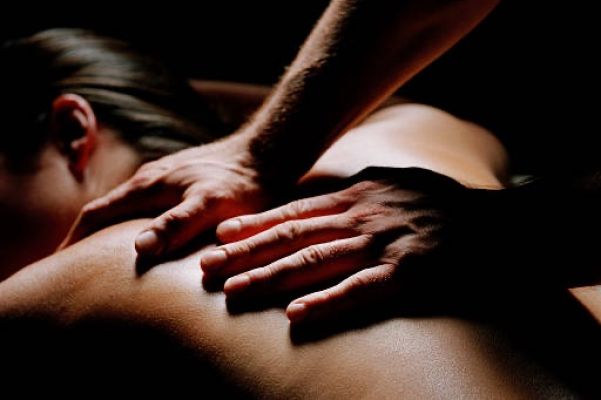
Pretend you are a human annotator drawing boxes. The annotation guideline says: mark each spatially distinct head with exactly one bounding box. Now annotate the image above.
[0,28,223,279]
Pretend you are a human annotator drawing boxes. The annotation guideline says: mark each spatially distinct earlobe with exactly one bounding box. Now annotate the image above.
[50,94,98,181]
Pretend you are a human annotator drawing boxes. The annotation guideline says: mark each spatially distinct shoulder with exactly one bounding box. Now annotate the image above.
[0,220,213,324]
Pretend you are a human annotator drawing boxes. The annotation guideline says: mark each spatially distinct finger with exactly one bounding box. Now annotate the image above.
[216,191,353,243]
[59,181,174,249]
[222,235,374,298]
[136,194,234,256]
[286,264,398,324]
[201,214,356,278]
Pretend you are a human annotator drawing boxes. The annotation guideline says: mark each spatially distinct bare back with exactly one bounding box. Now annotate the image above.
[0,104,587,398]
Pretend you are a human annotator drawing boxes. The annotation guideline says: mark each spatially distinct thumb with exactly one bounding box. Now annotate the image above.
[59,182,168,250]
[135,196,217,256]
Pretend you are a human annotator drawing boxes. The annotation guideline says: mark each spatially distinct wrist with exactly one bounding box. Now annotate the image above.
[217,124,296,198]
[244,126,311,191]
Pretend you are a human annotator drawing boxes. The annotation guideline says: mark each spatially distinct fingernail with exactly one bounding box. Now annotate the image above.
[287,303,308,323]
[136,230,162,255]
[200,249,228,271]
[224,275,251,294]
[218,219,241,235]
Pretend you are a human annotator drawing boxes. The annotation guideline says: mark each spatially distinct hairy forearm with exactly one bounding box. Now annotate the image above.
[189,79,409,130]
[239,0,500,185]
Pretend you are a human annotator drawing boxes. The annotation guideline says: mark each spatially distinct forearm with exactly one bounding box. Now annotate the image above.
[239,0,500,185]
[189,79,409,130]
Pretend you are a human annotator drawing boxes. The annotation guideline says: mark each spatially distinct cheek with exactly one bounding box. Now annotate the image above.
[0,166,84,280]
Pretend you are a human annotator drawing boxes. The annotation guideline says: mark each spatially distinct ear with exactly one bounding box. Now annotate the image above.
[50,94,98,181]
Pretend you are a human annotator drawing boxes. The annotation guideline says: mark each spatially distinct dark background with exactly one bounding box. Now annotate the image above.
[1,1,599,174]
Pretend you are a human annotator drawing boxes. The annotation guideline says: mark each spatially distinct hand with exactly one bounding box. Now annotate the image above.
[60,134,268,256]
[200,167,467,324]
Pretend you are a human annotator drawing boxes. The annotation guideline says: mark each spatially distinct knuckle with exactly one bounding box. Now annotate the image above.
[130,164,167,188]
[379,263,398,278]
[314,289,334,304]
[286,199,309,217]
[300,245,325,266]
[171,207,194,221]
[137,160,163,175]
[379,251,405,267]
[346,205,383,227]
[359,233,376,249]
[251,266,274,283]
[408,213,444,232]
[138,161,156,172]
[375,265,400,290]
[185,196,207,214]
[346,210,367,227]
[229,239,255,258]
[237,215,257,231]
[274,221,303,242]
[129,173,154,188]
[161,209,191,231]
[185,191,205,204]
[136,175,153,187]
[366,202,389,215]
[219,216,247,235]
[349,271,374,288]
[329,190,352,207]
[201,195,220,210]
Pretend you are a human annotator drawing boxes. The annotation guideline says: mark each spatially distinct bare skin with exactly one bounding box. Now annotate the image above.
[203,104,510,322]
[0,220,577,399]
[0,104,584,398]
[63,0,501,259]
[59,1,502,328]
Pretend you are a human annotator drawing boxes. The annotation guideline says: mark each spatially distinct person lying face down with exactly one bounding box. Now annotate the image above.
[0,28,225,280]
[0,29,590,398]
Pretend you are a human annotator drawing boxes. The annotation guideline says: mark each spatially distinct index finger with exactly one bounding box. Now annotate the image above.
[216,191,353,243]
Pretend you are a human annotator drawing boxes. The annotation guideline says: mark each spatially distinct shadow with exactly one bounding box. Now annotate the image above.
[489,288,601,398]
[286,278,488,344]
[134,253,159,275]
[132,166,601,396]
[288,302,418,344]
[135,229,217,275]
[0,316,254,398]
[217,259,601,398]
[200,273,226,293]
[286,281,601,397]
[224,289,304,315]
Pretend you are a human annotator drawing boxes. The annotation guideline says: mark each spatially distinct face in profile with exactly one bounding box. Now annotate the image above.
[0,28,219,281]
[0,146,86,279]
[0,94,141,281]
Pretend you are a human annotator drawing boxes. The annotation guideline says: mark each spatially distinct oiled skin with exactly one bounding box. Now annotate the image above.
[0,104,586,398]
[0,220,576,399]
